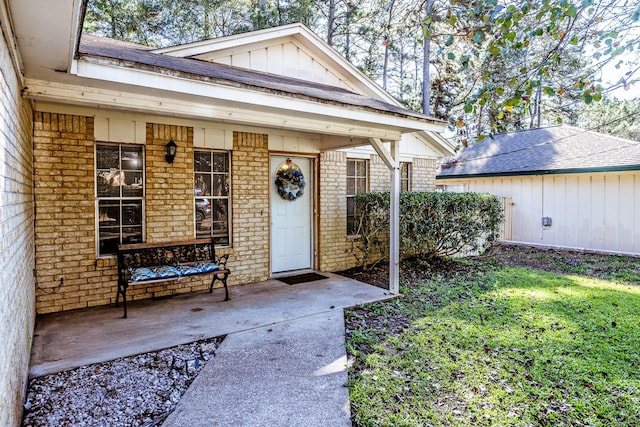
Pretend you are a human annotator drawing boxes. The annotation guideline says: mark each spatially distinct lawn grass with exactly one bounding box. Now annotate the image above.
[346,262,640,426]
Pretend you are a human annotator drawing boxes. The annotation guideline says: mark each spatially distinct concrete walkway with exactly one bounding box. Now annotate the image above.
[164,312,352,427]
[29,273,392,424]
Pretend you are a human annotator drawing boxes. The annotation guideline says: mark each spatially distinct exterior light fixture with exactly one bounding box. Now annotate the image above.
[165,139,177,164]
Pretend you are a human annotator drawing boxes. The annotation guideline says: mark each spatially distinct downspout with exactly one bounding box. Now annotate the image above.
[370,138,400,295]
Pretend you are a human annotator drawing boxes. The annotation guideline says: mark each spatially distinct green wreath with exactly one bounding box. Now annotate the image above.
[275,159,306,201]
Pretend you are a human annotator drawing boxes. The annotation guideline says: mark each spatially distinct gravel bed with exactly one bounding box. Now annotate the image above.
[22,337,223,427]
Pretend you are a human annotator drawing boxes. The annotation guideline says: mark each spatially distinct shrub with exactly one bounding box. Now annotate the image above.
[350,192,389,270]
[350,192,504,267]
[400,192,504,260]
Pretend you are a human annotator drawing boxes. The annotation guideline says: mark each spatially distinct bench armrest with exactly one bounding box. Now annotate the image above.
[215,253,229,268]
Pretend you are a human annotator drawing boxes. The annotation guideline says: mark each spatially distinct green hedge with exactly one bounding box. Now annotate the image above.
[351,191,504,267]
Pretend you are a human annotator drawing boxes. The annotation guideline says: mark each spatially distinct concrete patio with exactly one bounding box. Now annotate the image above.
[29,272,392,378]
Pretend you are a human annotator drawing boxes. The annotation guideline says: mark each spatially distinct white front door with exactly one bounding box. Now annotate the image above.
[270,155,313,273]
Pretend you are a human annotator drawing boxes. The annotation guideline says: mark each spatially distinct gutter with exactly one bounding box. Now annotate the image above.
[437,164,640,180]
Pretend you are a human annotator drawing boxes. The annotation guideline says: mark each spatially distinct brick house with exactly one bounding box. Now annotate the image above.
[0,3,453,424]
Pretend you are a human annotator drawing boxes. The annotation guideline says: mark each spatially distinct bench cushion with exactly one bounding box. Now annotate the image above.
[129,266,180,282]
[194,262,220,272]
[128,263,220,282]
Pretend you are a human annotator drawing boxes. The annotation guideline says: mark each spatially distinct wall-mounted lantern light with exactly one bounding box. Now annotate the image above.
[165,139,177,164]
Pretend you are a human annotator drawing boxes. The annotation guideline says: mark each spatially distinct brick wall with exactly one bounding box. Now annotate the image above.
[33,119,220,314]
[318,150,356,272]
[33,113,104,313]
[0,33,36,426]
[412,157,436,191]
[230,132,270,284]
[369,154,390,191]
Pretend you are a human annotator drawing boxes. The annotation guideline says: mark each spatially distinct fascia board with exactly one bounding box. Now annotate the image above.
[153,23,304,57]
[1,0,25,85]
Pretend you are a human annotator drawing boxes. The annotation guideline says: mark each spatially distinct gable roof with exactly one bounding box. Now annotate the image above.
[152,23,395,101]
[437,125,640,178]
[79,34,438,124]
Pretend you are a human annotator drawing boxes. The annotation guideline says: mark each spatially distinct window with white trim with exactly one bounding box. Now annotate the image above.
[96,143,144,256]
[400,162,411,192]
[346,158,368,235]
[194,150,231,245]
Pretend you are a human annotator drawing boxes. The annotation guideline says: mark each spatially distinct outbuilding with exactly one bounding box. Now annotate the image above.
[436,125,640,255]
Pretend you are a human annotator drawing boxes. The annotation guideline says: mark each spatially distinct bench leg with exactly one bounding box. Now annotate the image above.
[122,288,128,318]
[210,272,230,301]
[116,280,128,318]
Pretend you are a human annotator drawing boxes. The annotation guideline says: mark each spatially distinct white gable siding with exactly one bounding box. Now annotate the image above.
[190,40,354,91]
[438,171,640,255]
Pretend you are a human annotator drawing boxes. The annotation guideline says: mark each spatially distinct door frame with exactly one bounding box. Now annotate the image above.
[269,152,318,275]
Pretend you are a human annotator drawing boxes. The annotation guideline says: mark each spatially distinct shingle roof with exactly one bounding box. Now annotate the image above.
[437,125,640,177]
[78,35,442,124]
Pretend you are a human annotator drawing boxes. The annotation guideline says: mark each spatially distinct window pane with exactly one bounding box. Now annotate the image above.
[212,174,229,196]
[96,145,119,169]
[213,199,229,246]
[347,160,355,177]
[121,146,143,170]
[194,151,211,172]
[400,163,409,180]
[346,179,355,196]
[122,201,142,226]
[123,171,143,197]
[122,226,142,244]
[195,198,212,236]
[213,152,228,172]
[346,197,355,216]
[98,201,120,256]
[212,199,228,232]
[356,160,366,176]
[357,177,367,194]
[97,170,122,197]
[195,173,211,196]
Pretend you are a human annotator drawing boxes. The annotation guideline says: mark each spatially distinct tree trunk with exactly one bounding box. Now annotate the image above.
[422,0,435,115]
[382,1,394,90]
[327,0,336,46]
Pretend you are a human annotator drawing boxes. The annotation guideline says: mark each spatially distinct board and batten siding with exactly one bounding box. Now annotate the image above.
[193,40,354,92]
[440,171,640,255]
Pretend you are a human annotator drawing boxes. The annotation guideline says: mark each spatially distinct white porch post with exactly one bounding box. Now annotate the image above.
[389,141,400,294]
[369,138,400,295]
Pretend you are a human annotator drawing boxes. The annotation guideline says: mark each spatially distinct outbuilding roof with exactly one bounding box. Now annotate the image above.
[437,125,640,178]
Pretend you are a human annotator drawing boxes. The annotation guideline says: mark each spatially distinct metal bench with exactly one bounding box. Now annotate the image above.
[116,238,230,318]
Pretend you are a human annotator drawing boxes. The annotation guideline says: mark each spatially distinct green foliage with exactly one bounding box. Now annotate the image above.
[572,97,640,141]
[400,191,503,260]
[350,192,389,270]
[350,192,504,268]
[448,0,640,140]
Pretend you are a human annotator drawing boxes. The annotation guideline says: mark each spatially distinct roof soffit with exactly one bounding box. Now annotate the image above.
[8,0,84,80]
